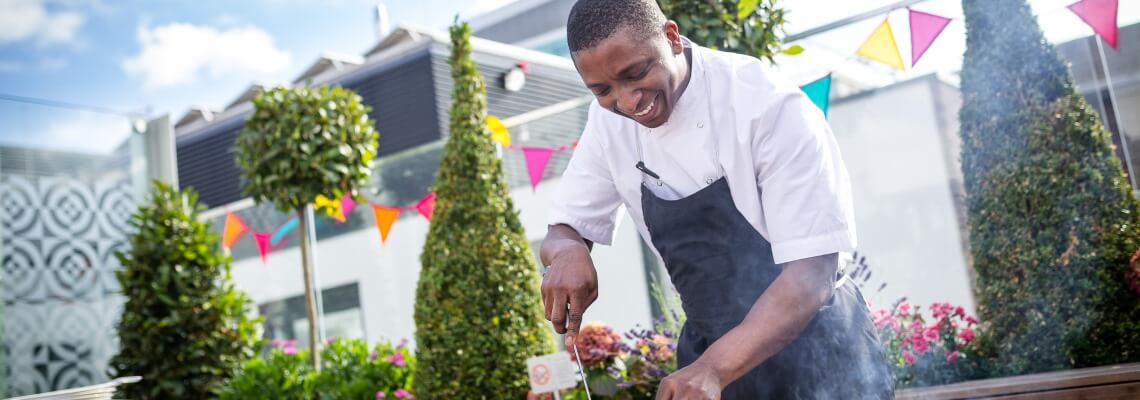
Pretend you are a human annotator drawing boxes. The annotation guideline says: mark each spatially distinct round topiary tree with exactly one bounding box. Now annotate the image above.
[960,0,1140,376]
[110,181,260,399]
[657,0,787,61]
[413,21,553,399]
[235,84,379,369]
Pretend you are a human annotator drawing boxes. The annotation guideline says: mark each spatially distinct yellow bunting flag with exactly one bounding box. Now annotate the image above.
[487,115,510,147]
[314,194,345,222]
[222,212,248,249]
[857,18,905,71]
[371,205,401,244]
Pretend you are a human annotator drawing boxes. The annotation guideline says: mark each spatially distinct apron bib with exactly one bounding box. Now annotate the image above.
[633,47,893,399]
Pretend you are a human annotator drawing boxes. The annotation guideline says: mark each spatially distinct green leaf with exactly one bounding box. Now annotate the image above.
[781,44,804,55]
[737,0,760,20]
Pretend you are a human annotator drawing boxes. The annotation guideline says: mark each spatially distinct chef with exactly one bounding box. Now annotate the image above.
[539,0,893,399]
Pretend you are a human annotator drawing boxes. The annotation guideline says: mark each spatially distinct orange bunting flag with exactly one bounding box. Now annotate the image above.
[371,205,401,244]
[222,212,249,249]
[857,18,905,71]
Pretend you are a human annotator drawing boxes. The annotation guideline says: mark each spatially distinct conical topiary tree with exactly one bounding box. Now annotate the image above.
[235,84,379,370]
[960,0,1140,375]
[110,181,260,399]
[413,21,553,399]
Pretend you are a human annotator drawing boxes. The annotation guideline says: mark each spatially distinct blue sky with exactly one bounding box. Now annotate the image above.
[0,0,1136,153]
[0,0,515,152]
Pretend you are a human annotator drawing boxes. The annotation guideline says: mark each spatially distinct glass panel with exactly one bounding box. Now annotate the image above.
[0,99,145,396]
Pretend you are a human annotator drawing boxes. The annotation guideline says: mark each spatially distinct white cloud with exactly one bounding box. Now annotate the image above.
[122,22,292,90]
[468,0,518,16]
[0,0,85,46]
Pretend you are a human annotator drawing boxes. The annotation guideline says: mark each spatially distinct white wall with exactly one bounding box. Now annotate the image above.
[829,78,976,314]
[231,177,654,348]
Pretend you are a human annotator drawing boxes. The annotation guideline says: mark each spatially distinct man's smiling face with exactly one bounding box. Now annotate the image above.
[571,22,689,129]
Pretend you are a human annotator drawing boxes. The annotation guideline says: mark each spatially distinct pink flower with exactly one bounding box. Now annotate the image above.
[965,316,979,326]
[871,309,894,330]
[896,301,911,314]
[903,350,917,365]
[912,336,930,353]
[376,391,386,400]
[954,306,965,318]
[283,345,298,355]
[924,324,940,342]
[945,351,961,363]
[386,352,407,368]
[931,303,952,320]
[959,327,975,344]
[394,388,412,399]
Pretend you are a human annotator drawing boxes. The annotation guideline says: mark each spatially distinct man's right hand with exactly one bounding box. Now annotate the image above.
[539,224,599,348]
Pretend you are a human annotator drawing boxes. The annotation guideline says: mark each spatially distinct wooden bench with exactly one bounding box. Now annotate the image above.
[897,363,1140,399]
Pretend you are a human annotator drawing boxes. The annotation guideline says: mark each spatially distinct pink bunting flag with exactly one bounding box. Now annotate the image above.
[253,232,271,263]
[909,9,952,66]
[1068,0,1118,49]
[415,192,436,221]
[522,147,555,191]
[340,195,357,221]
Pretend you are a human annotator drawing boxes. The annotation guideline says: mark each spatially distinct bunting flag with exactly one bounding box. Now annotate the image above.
[909,9,952,66]
[487,115,511,147]
[270,217,299,245]
[800,74,832,116]
[1069,0,1119,49]
[253,232,271,263]
[857,18,905,71]
[314,194,345,222]
[522,147,555,191]
[222,212,249,249]
[340,196,357,221]
[371,205,401,244]
[415,192,436,221]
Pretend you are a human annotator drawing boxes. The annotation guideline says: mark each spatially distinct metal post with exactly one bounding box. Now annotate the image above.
[297,204,325,370]
[1095,36,1136,190]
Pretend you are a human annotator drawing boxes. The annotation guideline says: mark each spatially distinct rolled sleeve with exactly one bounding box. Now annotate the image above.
[754,93,857,264]
[548,103,623,245]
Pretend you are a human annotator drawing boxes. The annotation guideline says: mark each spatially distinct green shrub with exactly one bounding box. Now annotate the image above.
[110,181,261,399]
[656,0,786,60]
[412,21,554,399]
[218,348,315,399]
[960,0,1140,375]
[219,338,414,400]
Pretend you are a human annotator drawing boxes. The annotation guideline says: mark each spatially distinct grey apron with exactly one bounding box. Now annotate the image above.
[633,65,892,398]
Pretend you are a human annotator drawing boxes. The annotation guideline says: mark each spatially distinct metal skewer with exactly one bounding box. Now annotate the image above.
[573,341,593,400]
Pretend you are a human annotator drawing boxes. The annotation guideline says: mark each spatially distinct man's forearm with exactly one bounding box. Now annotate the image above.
[692,253,838,385]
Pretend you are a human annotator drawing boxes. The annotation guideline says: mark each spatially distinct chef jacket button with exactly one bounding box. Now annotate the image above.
[706,177,714,184]
[697,121,705,128]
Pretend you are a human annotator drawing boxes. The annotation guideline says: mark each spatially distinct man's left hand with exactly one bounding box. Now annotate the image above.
[655,362,722,400]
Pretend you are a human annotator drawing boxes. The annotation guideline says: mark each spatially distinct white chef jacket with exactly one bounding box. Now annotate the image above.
[548,41,856,265]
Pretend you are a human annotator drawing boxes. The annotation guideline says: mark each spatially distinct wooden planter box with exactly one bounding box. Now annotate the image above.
[897,363,1140,399]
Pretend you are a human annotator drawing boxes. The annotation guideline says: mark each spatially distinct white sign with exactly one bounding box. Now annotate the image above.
[526,351,578,394]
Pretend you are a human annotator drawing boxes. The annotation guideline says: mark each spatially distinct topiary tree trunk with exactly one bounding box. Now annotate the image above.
[960,0,1140,376]
[110,181,261,399]
[413,21,553,399]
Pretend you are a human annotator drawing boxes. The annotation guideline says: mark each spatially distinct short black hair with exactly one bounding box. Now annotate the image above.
[567,0,667,53]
